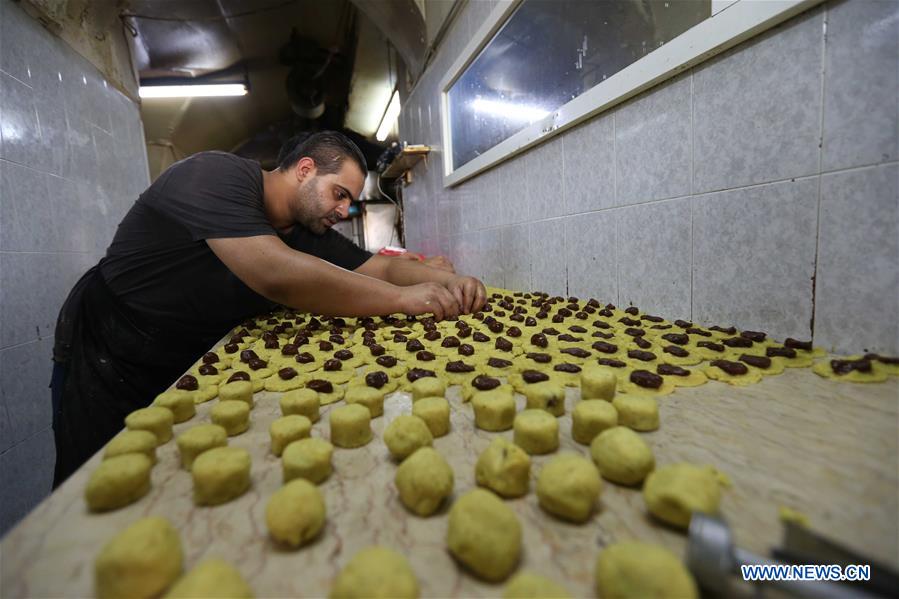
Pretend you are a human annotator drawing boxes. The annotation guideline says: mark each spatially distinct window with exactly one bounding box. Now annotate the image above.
[440,0,824,186]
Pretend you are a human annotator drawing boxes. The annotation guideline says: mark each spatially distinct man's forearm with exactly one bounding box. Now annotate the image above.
[381,255,456,286]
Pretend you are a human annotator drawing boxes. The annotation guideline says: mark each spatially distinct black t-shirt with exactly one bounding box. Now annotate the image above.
[96,151,370,338]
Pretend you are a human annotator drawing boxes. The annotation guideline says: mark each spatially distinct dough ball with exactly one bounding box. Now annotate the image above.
[395,447,454,516]
[265,479,326,548]
[94,516,183,599]
[191,446,251,506]
[580,367,618,401]
[571,400,618,444]
[503,571,571,598]
[280,388,320,422]
[595,542,698,599]
[104,430,157,464]
[522,382,566,417]
[410,376,446,401]
[513,409,559,455]
[283,437,333,484]
[330,404,373,448]
[345,385,386,418]
[176,424,228,469]
[411,397,451,437]
[590,426,654,485]
[384,415,433,460]
[330,546,419,599]
[643,463,723,528]
[270,415,312,457]
[447,488,521,582]
[125,407,174,446]
[612,395,659,432]
[471,389,516,432]
[475,437,531,498]
[85,454,152,512]
[210,400,250,436]
[218,380,254,407]
[163,558,253,599]
[536,453,601,523]
[152,390,196,423]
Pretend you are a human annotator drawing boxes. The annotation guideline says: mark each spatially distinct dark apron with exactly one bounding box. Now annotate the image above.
[52,263,220,486]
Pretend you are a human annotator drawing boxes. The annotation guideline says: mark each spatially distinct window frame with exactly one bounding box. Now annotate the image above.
[439,0,824,187]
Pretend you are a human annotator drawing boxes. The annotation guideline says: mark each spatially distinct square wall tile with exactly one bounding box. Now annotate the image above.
[814,163,898,354]
[564,211,618,304]
[0,427,56,536]
[563,112,615,214]
[822,0,898,171]
[0,337,54,447]
[525,136,565,220]
[500,223,531,292]
[615,73,692,204]
[692,178,819,339]
[0,161,51,252]
[455,232,481,280]
[0,376,10,453]
[500,153,529,225]
[478,228,504,289]
[693,7,823,193]
[617,198,692,319]
[528,219,566,297]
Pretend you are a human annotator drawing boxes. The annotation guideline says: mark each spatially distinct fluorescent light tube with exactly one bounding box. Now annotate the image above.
[376,91,401,141]
[139,83,248,98]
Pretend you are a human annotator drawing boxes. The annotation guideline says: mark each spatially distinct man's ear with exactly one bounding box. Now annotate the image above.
[294,157,316,183]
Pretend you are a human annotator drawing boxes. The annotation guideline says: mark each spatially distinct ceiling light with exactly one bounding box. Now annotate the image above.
[376,90,401,142]
[139,83,248,98]
[471,97,549,122]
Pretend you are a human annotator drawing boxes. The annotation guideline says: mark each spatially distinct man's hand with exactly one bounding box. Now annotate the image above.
[445,275,486,315]
[399,282,462,321]
[422,255,456,273]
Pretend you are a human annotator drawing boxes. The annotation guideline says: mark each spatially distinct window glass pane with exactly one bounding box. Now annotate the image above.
[448,0,710,170]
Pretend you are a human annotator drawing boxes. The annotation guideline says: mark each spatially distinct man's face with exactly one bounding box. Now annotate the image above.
[293,159,364,235]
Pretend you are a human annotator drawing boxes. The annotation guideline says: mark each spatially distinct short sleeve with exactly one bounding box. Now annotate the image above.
[286,227,373,271]
[144,152,274,241]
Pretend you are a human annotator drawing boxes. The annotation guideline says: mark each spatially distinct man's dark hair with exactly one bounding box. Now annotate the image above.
[277,131,367,176]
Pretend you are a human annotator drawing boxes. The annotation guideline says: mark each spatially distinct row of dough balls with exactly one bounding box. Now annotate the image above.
[94,514,697,599]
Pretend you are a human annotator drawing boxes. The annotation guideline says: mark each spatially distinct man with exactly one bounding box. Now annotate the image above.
[51,131,486,485]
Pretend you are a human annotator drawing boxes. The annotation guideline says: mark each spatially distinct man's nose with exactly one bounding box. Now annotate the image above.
[336,199,350,218]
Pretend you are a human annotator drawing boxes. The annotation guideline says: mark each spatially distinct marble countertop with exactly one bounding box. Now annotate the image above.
[2,361,896,597]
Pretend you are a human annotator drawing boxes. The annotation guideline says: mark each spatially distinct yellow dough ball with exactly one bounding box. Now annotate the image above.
[125,406,174,446]
[163,558,253,599]
[211,400,250,436]
[475,437,531,498]
[536,453,601,523]
[152,390,196,423]
[410,376,446,401]
[513,409,559,455]
[176,424,228,469]
[590,426,655,486]
[345,385,386,417]
[191,446,251,506]
[270,415,312,457]
[330,546,419,599]
[395,447,454,516]
[471,389,516,432]
[522,382,566,417]
[643,463,723,528]
[503,571,571,598]
[595,542,698,599]
[265,479,326,548]
[383,415,433,460]
[330,404,373,448]
[94,516,183,599]
[612,395,659,432]
[283,437,333,484]
[447,488,521,582]
[571,400,618,444]
[580,366,618,400]
[280,388,320,422]
[104,430,157,464]
[411,396,451,437]
[85,454,152,512]
[218,380,254,407]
